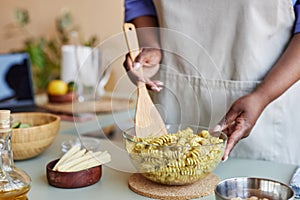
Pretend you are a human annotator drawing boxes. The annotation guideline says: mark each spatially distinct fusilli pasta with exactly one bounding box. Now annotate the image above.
[125,128,226,185]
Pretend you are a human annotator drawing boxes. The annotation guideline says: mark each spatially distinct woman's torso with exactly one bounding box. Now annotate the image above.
[151,0,300,165]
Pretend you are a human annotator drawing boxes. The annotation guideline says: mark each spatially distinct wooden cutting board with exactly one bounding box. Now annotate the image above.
[40,97,135,114]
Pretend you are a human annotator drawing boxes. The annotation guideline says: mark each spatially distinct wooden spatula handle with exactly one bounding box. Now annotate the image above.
[123,23,145,87]
[123,23,145,80]
[123,23,140,62]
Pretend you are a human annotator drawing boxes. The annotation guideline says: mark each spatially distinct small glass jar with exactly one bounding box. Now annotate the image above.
[0,110,31,200]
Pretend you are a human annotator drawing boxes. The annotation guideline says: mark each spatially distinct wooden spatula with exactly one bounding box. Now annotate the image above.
[123,23,168,138]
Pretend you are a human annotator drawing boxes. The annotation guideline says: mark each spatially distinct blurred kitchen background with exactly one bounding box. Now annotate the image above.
[0,0,134,95]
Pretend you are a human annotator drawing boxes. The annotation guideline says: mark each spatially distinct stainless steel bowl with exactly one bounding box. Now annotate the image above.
[215,177,294,200]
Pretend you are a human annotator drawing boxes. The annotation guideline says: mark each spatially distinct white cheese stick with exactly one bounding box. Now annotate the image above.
[63,149,86,163]
[53,143,112,172]
[53,145,80,170]
[57,151,104,171]
[64,152,111,172]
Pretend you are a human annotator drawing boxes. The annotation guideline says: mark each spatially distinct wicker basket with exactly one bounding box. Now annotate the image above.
[11,112,60,160]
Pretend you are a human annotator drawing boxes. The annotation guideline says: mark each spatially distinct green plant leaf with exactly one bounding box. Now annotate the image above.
[14,8,30,27]
[10,9,99,92]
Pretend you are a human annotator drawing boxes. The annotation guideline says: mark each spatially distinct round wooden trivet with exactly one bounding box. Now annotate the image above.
[128,173,219,200]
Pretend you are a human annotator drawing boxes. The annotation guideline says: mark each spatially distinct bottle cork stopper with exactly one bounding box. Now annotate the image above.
[0,110,11,121]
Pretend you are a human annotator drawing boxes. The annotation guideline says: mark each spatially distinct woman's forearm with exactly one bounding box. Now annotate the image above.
[254,33,300,106]
[130,16,158,28]
[130,16,160,48]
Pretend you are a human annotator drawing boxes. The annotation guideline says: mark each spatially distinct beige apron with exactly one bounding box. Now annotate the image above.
[151,0,300,165]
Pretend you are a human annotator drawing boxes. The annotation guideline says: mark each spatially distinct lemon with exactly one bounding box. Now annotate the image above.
[47,80,68,95]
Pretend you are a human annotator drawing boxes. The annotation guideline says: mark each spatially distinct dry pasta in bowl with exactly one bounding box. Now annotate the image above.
[123,124,227,185]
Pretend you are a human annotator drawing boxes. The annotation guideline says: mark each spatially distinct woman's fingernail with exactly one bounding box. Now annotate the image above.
[156,81,164,86]
[151,86,160,92]
[212,125,222,132]
[155,86,163,92]
[133,62,141,71]
[222,156,228,163]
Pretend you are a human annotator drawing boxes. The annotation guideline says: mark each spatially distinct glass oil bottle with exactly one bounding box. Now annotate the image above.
[0,110,31,200]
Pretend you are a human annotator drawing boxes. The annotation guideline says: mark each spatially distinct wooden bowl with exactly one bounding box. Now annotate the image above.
[46,159,102,188]
[48,92,76,103]
[12,112,60,160]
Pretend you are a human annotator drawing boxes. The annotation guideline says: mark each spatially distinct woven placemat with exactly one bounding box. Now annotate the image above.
[40,97,135,114]
[128,173,219,200]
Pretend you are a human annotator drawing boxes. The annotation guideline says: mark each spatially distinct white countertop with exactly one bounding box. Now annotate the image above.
[14,113,297,200]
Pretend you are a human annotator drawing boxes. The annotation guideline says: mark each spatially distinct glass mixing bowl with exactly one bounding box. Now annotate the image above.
[123,124,227,185]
